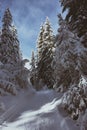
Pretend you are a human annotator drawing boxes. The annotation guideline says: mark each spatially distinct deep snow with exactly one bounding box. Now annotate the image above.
[0,88,80,130]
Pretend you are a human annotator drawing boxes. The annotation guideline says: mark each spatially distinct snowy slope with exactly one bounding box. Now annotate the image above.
[0,88,80,130]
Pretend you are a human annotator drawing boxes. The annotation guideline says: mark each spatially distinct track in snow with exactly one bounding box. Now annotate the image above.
[0,89,80,130]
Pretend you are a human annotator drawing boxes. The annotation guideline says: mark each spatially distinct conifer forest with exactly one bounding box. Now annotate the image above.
[0,0,87,130]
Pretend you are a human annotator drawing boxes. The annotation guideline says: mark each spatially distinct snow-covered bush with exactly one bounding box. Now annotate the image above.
[15,68,30,88]
[0,58,30,96]
[0,88,6,96]
[61,78,87,120]
[0,80,17,95]
[13,59,30,88]
[0,61,3,69]
[0,102,5,112]
[80,110,87,130]
[0,66,17,95]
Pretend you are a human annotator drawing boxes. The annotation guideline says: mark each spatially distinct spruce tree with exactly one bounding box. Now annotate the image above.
[0,29,2,60]
[30,51,36,86]
[1,8,22,64]
[37,17,55,88]
[0,8,30,95]
[11,25,22,62]
[61,79,87,120]
[53,14,87,92]
[30,51,35,71]
[60,0,87,47]
[53,14,87,119]
[37,24,44,61]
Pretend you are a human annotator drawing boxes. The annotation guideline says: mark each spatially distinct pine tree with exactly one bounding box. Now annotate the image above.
[62,79,87,120]
[37,24,44,61]
[11,25,22,61]
[53,14,87,120]
[60,0,87,47]
[30,51,35,71]
[0,28,2,60]
[30,51,36,86]
[37,17,55,88]
[0,8,30,95]
[53,14,87,92]
[0,8,22,64]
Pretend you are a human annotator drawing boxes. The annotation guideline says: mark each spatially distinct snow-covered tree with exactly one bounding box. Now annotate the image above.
[60,0,87,47]
[30,51,35,71]
[0,28,2,55]
[53,14,87,92]
[30,51,36,86]
[1,8,22,64]
[0,8,30,95]
[62,78,87,120]
[0,58,30,96]
[53,14,87,120]
[37,24,44,61]
[11,25,22,61]
[37,17,55,88]
[14,59,30,88]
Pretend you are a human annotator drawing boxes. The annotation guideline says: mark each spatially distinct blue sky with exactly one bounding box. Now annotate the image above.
[0,0,62,59]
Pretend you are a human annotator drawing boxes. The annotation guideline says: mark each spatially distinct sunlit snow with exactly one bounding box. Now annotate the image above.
[0,89,79,130]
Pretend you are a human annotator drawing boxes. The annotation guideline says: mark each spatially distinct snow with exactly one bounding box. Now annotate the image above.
[0,62,3,66]
[0,88,80,130]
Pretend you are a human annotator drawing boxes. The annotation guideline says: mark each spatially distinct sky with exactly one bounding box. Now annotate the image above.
[0,0,63,60]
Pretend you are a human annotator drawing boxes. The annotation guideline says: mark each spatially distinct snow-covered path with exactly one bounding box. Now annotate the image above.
[0,88,80,130]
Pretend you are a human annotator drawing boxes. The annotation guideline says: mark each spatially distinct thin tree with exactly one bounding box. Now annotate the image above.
[30,51,36,86]
[37,24,44,61]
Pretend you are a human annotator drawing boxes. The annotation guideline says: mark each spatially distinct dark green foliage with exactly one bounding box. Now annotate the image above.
[1,8,22,64]
[62,81,87,120]
[60,0,87,46]
[36,18,55,88]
